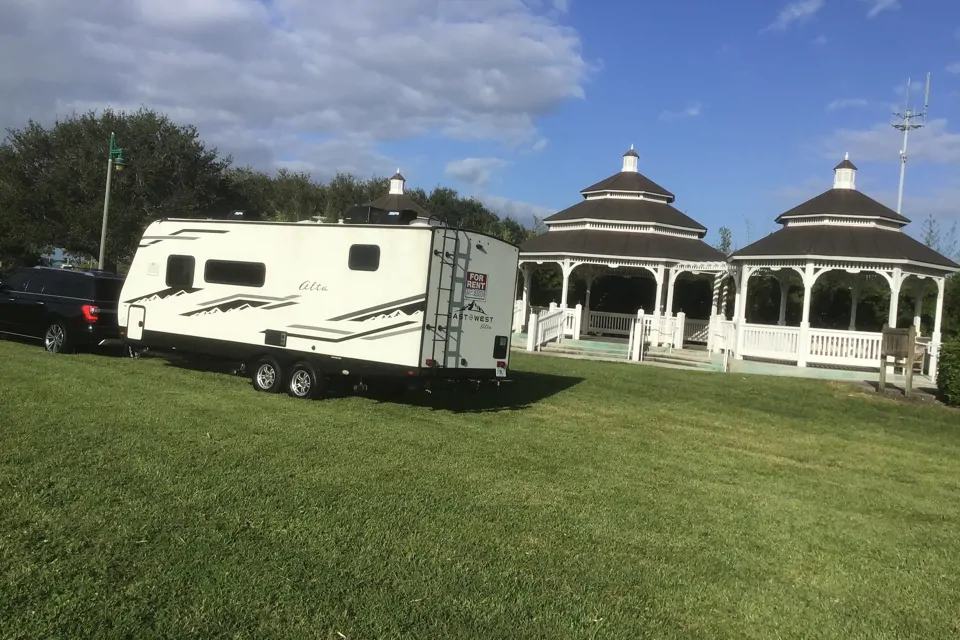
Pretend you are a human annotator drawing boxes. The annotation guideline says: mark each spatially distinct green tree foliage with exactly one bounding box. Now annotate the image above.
[0,108,539,271]
[715,227,733,255]
[0,108,230,269]
[936,335,960,407]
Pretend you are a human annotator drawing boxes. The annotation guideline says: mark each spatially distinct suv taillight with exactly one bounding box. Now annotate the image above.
[82,305,100,322]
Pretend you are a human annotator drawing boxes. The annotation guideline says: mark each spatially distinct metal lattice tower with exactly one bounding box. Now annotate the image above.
[892,73,931,215]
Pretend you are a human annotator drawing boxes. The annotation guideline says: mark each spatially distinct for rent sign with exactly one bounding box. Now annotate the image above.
[465,271,487,300]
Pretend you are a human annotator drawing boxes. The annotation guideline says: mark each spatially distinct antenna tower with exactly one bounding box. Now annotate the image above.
[892,72,930,214]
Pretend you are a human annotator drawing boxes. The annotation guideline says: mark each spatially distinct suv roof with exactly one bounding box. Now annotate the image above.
[26,266,124,280]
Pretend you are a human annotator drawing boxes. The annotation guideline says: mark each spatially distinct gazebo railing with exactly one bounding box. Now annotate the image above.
[683,318,710,344]
[587,311,634,336]
[534,308,566,350]
[512,300,524,331]
[739,323,801,361]
[806,328,883,366]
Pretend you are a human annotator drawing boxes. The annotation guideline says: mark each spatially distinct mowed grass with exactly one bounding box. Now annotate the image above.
[1,340,959,639]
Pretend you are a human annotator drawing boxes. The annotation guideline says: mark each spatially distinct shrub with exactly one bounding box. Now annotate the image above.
[937,336,960,407]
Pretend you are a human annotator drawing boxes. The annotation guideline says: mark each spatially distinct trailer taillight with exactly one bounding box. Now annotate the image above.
[82,305,100,322]
[425,358,437,367]
[497,361,506,369]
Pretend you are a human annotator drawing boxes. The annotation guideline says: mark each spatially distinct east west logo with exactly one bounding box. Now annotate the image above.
[453,300,493,323]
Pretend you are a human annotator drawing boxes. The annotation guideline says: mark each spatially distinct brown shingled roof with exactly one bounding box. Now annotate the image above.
[521,229,726,263]
[774,188,910,225]
[731,225,959,268]
[544,198,706,234]
[363,193,430,218]
[579,171,675,201]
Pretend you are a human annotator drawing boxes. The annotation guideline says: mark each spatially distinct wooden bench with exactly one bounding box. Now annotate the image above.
[878,325,925,397]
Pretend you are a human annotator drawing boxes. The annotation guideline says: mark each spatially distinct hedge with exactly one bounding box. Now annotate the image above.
[937,336,960,407]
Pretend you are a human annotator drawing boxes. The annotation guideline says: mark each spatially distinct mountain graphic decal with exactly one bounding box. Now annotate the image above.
[459,301,487,315]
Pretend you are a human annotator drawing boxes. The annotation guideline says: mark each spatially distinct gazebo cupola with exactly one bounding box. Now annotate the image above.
[833,152,856,190]
[388,169,405,195]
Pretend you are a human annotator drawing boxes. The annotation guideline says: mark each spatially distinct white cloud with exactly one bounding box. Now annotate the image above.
[763,0,824,31]
[826,98,869,110]
[861,0,900,18]
[817,119,960,165]
[811,34,829,46]
[0,0,591,175]
[445,157,510,189]
[947,62,960,75]
[476,194,555,225]
[770,176,827,202]
[659,102,703,121]
[532,138,549,152]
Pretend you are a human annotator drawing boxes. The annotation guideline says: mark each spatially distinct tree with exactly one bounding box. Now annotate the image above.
[0,107,231,268]
[715,226,733,256]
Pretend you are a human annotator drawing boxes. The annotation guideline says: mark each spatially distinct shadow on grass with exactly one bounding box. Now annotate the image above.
[359,370,585,414]
[155,351,583,414]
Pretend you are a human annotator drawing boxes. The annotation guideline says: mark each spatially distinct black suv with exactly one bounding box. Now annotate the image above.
[0,266,125,353]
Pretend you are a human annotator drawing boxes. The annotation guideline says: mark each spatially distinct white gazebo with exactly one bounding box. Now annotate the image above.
[727,154,959,377]
[516,146,730,350]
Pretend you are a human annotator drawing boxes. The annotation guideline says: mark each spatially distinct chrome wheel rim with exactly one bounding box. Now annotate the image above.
[290,370,312,396]
[44,325,64,352]
[256,364,276,389]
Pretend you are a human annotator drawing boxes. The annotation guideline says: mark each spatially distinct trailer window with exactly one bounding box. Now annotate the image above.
[203,259,266,287]
[348,244,380,272]
[166,255,195,288]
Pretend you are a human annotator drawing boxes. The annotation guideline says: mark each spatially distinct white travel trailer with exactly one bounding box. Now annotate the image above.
[118,217,520,398]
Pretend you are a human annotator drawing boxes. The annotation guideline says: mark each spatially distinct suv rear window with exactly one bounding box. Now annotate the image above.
[94,278,125,302]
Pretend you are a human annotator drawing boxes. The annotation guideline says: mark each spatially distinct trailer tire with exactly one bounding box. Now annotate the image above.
[287,361,322,400]
[251,355,284,393]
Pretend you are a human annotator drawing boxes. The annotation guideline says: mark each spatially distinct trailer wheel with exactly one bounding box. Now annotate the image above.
[251,355,284,393]
[287,361,322,400]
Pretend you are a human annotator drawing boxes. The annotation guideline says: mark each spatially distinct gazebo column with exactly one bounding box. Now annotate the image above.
[776,272,791,326]
[720,278,730,319]
[930,277,946,379]
[582,268,597,334]
[848,279,862,331]
[912,279,925,333]
[665,267,679,317]
[651,264,665,346]
[520,264,533,332]
[560,259,574,309]
[653,264,665,315]
[733,266,750,360]
[798,262,814,367]
[887,267,903,328]
[709,272,725,354]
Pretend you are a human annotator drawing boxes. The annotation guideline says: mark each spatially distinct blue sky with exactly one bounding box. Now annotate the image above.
[2,0,958,251]
[399,0,960,249]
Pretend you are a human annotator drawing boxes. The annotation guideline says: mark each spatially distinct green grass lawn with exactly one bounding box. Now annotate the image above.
[1,339,959,639]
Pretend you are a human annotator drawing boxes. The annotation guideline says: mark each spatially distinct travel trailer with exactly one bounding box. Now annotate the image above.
[117,217,520,399]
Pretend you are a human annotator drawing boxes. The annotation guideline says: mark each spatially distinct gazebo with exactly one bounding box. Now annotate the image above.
[517,146,729,346]
[727,154,959,377]
[343,170,432,225]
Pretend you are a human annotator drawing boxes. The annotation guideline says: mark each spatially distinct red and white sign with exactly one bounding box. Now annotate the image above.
[465,271,487,300]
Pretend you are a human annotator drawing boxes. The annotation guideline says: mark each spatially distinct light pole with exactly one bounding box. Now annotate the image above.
[98,132,127,270]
